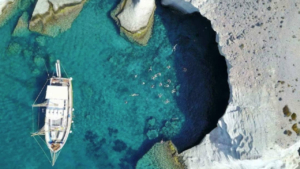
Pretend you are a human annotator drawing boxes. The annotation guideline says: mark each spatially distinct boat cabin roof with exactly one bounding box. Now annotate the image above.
[46,86,68,100]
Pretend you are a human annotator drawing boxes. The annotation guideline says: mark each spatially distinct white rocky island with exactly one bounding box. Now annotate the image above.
[111,0,156,45]
[161,0,300,168]
[29,0,86,37]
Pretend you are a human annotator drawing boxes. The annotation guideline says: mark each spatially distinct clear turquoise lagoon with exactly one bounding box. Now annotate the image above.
[0,0,229,168]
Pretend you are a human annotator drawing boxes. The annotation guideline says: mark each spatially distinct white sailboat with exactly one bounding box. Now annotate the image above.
[32,60,73,166]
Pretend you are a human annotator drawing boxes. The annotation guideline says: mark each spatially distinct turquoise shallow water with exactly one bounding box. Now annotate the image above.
[0,0,229,168]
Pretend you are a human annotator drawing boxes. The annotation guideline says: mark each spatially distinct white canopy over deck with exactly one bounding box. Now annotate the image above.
[46,86,68,100]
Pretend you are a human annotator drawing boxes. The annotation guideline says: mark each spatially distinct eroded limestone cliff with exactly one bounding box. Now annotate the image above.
[162,0,300,168]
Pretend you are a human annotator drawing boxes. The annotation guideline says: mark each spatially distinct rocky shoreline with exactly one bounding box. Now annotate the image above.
[162,0,300,168]
[1,0,299,168]
[0,0,19,27]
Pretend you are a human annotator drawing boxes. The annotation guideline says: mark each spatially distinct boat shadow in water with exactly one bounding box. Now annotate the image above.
[156,2,230,152]
[32,54,53,132]
[32,73,49,132]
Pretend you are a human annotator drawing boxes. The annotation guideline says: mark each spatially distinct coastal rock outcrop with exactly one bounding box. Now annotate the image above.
[136,141,185,169]
[0,0,19,27]
[162,0,300,168]
[111,0,156,45]
[29,0,86,37]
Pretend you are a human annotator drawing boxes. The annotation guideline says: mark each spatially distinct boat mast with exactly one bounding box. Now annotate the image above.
[55,60,61,78]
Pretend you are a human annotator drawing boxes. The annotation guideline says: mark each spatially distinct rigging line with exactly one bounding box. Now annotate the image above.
[52,150,61,164]
[38,135,48,146]
[38,107,40,129]
[60,63,69,78]
[32,136,51,164]
[32,79,49,105]
[32,106,34,133]
[43,60,49,77]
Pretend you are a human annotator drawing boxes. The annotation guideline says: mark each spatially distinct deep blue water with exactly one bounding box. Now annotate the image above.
[0,0,229,168]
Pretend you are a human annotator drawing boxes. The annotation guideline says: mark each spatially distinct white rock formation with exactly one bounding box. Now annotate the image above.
[111,0,156,45]
[30,0,85,37]
[32,0,82,16]
[118,0,155,32]
[162,0,300,168]
[0,0,13,15]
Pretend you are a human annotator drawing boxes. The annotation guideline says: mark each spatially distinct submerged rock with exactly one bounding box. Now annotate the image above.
[160,120,181,138]
[111,0,156,45]
[147,117,157,129]
[32,69,41,76]
[136,141,185,169]
[29,0,86,37]
[23,49,33,59]
[33,56,45,68]
[7,42,22,56]
[12,12,30,37]
[147,129,159,140]
[35,36,46,46]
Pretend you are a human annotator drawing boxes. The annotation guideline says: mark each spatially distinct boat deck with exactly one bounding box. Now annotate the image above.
[44,77,73,153]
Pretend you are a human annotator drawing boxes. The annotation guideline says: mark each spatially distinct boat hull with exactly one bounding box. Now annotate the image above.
[44,77,73,165]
